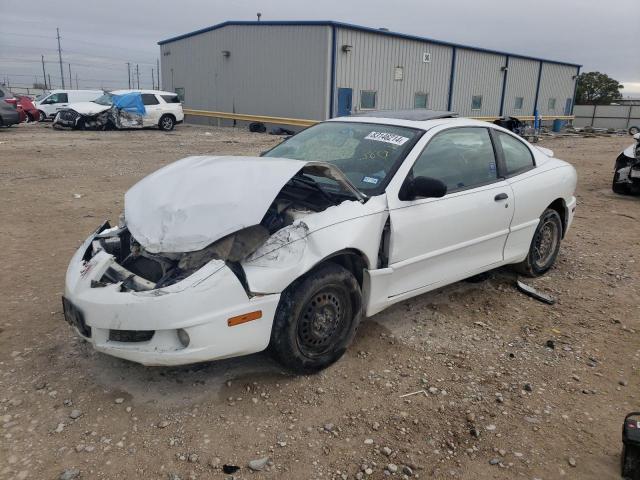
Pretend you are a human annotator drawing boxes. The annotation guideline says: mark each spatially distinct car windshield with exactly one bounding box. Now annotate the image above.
[35,92,49,102]
[263,121,422,193]
[93,93,113,106]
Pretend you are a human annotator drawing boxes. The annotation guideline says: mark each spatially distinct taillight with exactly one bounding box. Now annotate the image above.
[4,98,17,109]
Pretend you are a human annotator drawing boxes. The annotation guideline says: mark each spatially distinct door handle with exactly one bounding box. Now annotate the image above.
[494,193,509,201]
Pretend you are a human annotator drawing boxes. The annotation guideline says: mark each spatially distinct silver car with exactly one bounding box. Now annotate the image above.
[0,86,20,127]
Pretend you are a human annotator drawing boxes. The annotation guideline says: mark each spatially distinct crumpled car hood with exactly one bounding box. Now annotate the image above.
[64,102,111,115]
[124,156,363,253]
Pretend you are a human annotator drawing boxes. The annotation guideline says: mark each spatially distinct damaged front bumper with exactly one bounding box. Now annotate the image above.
[63,230,280,366]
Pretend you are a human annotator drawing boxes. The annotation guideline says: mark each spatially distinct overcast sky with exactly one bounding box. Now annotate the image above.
[1,0,638,96]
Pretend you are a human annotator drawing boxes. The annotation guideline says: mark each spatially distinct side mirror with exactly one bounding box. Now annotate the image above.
[399,176,447,201]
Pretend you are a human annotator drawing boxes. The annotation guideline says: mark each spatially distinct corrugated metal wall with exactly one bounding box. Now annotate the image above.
[160,25,331,120]
[160,23,578,122]
[537,63,578,116]
[334,28,453,113]
[450,49,505,117]
[502,57,539,117]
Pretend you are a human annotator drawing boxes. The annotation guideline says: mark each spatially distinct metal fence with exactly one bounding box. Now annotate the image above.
[183,109,574,128]
[574,105,640,130]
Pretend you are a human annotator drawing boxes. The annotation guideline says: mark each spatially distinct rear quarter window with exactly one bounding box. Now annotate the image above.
[161,95,180,103]
[496,131,535,175]
[141,94,160,105]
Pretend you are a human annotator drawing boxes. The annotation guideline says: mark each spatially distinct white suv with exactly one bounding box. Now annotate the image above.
[54,89,184,131]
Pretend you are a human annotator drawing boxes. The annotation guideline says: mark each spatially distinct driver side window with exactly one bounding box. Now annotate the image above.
[411,127,498,193]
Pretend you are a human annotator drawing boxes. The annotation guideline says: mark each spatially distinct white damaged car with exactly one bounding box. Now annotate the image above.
[64,111,577,373]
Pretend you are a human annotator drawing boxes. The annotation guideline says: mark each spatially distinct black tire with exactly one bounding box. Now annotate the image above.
[613,170,631,195]
[629,126,640,136]
[38,110,47,122]
[269,262,362,374]
[514,208,563,277]
[159,114,175,131]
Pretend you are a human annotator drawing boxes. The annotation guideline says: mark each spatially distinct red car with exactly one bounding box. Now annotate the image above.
[16,95,39,122]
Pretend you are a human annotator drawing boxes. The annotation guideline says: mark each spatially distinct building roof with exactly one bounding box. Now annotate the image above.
[352,109,458,121]
[158,20,581,68]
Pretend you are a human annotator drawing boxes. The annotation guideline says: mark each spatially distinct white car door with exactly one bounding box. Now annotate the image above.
[141,94,162,127]
[40,92,69,118]
[385,126,514,297]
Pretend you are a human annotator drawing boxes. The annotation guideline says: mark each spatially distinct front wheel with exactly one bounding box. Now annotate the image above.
[38,110,47,122]
[515,208,563,277]
[629,126,640,136]
[159,115,175,131]
[269,263,362,374]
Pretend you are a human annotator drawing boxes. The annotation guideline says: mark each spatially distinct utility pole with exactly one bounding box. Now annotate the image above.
[41,55,48,89]
[126,62,131,89]
[75,73,78,89]
[156,58,160,89]
[151,68,155,91]
[68,63,72,89]
[48,74,52,89]
[56,27,65,89]
[136,64,140,89]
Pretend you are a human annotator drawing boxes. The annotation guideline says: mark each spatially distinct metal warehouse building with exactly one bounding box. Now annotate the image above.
[158,21,580,122]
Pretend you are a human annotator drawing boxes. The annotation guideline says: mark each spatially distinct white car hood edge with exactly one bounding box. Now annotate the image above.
[64,102,111,115]
[124,156,364,254]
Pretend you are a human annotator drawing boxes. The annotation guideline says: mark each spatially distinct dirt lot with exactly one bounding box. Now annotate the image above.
[1,122,638,480]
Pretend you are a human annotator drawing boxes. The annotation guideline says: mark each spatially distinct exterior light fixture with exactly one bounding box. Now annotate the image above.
[341,44,352,53]
[222,50,231,58]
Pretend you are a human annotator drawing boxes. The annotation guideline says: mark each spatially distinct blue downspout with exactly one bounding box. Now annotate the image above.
[499,55,509,117]
[570,65,581,115]
[533,61,543,115]
[447,47,456,111]
[329,25,337,119]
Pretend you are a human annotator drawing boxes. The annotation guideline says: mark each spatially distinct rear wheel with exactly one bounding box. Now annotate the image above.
[515,208,563,277]
[159,114,175,131]
[629,126,640,135]
[269,263,362,374]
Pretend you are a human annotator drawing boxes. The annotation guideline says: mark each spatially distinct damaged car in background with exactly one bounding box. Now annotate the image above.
[612,132,640,195]
[64,110,577,373]
[53,90,184,131]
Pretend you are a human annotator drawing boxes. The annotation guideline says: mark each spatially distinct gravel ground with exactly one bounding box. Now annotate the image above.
[0,122,638,480]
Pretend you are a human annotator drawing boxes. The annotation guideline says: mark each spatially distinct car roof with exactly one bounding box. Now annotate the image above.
[327,114,495,131]
[352,109,458,121]
[110,89,177,96]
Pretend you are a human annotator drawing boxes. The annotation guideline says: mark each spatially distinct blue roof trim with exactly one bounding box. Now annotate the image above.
[157,20,582,68]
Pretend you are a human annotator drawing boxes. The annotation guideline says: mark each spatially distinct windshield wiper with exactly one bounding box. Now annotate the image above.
[289,175,340,206]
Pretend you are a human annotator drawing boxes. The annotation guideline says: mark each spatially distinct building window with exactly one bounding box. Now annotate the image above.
[548,98,556,110]
[360,90,377,110]
[514,97,524,110]
[471,95,482,110]
[414,92,429,109]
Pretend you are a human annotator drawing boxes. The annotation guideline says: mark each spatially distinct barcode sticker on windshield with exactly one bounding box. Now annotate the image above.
[365,131,409,146]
